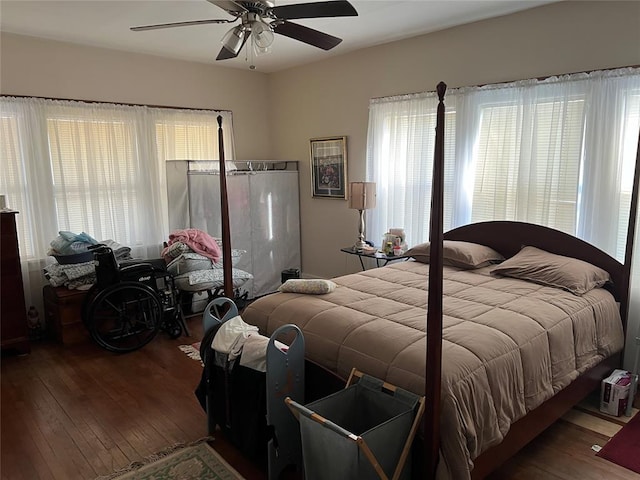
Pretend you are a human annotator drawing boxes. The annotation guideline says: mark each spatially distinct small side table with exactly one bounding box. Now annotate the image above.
[340,247,410,270]
[43,285,90,345]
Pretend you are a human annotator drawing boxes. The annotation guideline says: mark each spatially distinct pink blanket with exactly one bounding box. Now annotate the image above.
[163,229,221,263]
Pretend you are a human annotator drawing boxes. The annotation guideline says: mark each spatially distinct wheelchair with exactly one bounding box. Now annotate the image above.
[81,244,186,353]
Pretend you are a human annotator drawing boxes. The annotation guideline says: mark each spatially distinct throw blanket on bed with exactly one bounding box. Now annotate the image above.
[163,228,221,263]
[241,261,624,480]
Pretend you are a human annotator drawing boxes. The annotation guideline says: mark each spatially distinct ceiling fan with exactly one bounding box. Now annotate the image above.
[131,0,358,62]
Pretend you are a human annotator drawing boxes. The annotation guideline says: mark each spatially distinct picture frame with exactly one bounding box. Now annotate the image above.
[310,136,348,199]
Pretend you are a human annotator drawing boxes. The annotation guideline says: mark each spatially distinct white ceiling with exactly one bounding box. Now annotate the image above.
[0,0,560,73]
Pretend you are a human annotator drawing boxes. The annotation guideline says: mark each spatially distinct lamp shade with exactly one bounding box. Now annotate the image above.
[222,25,247,55]
[349,182,376,210]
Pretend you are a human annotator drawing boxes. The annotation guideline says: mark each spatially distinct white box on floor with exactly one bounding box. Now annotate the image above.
[600,369,632,416]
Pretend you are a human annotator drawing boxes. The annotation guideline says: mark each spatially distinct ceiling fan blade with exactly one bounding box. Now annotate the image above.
[271,1,357,20]
[206,0,248,15]
[131,19,233,32]
[274,21,342,50]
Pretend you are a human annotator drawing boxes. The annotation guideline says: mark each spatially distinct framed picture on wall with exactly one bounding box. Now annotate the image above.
[310,136,348,199]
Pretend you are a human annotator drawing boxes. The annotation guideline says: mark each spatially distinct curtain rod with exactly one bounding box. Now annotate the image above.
[0,93,231,113]
[370,64,640,101]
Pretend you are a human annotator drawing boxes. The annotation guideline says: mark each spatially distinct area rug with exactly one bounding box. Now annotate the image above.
[96,438,244,480]
[596,411,640,473]
[179,342,202,365]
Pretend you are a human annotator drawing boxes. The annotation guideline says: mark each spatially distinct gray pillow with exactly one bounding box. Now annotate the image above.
[405,240,504,269]
[173,268,253,292]
[167,252,213,276]
[489,246,611,295]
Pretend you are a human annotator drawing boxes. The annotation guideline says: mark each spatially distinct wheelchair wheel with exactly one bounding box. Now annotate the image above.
[86,281,162,353]
[161,308,183,339]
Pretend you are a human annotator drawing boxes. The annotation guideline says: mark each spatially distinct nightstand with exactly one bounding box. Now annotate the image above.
[43,285,90,345]
[340,247,410,270]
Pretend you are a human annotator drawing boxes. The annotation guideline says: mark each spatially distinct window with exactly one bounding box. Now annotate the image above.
[47,114,140,243]
[366,93,457,248]
[472,96,584,234]
[366,68,640,261]
[0,96,234,309]
[616,90,640,260]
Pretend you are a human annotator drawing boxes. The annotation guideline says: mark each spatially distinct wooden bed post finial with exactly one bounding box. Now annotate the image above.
[437,81,447,102]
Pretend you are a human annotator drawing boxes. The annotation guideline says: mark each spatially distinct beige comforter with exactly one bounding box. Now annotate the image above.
[242,260,624,479]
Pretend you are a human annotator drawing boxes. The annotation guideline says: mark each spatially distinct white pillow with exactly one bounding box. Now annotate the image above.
[167,253,213,275]
[213,239,246,267]
[174,268,253,292]
[279,279,337,295]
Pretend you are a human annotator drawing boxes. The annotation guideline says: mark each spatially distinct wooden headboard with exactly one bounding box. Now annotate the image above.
[444,222,624,298]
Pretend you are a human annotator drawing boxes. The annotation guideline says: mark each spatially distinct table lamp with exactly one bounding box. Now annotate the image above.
[349,182,376,252]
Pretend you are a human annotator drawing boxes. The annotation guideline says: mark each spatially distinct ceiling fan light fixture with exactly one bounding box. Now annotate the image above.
[252,21,274,56]
[221,24,247,55]
[132,0,358,62]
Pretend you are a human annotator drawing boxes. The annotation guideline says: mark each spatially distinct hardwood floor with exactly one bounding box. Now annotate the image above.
[487,419,638,480]
[1,317,638,480]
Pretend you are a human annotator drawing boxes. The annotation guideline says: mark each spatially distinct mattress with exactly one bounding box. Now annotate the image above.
[241,260,624,479]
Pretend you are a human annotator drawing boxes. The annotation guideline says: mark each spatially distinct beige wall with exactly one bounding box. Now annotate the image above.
[0,32,271,160]
[269,0,640,279]
[2,1,640,280]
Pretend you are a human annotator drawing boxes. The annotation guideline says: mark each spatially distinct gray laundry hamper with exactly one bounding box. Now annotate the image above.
[285,368,425,480]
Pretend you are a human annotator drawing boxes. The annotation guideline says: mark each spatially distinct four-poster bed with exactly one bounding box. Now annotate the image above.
[210,82,639,478]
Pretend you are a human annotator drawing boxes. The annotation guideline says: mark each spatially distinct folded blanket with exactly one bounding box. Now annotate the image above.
[101,239,133,261]
[239,333,288,372]
[211,315,258,355]
[162,229,221,263]
[43,261,96,289]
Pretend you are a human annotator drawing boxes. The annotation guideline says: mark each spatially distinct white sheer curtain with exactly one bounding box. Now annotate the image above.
[151,107,235,232]
[366,92,458,248]
[366,68,640,370]
[0,96,234,315]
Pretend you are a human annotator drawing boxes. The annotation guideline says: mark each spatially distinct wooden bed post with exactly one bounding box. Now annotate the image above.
[217,115,234,300]
[425,81,447,477]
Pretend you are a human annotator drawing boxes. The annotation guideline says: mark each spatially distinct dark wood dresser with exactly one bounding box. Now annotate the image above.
[1,211,30,354]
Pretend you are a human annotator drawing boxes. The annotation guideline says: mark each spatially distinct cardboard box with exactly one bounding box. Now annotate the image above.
[600,369,632,416]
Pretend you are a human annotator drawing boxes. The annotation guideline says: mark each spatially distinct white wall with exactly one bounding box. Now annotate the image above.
[0,32,272,160]
[2,1,640,368]
[268,0,640,372]
[269,0,640,280]
[4,2,638,279]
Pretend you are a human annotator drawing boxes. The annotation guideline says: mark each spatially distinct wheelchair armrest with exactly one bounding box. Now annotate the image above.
[119,258,167,272]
